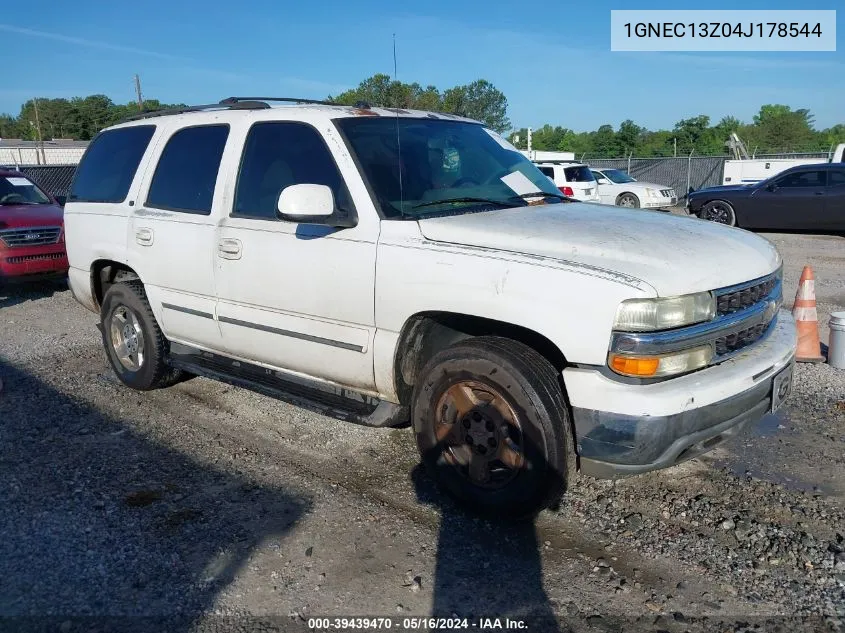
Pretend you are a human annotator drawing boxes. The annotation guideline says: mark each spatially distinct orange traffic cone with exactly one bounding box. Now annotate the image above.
[792,265,825,363]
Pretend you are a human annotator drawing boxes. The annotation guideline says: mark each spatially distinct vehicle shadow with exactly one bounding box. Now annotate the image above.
[0,277,68,309]
[0,360,312,631]
[411,447,562,631]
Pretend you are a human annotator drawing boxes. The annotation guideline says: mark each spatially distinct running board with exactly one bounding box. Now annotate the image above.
[166,343,409,428]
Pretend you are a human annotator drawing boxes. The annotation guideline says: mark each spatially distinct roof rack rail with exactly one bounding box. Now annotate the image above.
[220,96,337,106]
[117,96,339,124]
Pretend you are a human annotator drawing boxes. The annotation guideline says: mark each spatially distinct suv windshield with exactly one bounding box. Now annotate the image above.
[335,118,562,218]
[598,168,636,184]
[563,165,595,182]
[0,175,51,206]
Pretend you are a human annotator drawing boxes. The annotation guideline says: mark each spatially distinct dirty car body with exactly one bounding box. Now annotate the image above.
[63,100,797,515]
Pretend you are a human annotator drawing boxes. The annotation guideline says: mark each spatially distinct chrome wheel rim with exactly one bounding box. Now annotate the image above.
[433,380,525,490]
[619,195,636,207]
[706,203,734,225]
[109,305,145,371]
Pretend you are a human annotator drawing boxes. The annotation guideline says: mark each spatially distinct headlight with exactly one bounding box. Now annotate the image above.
[645,188,661,198]
[609,345,714,378]
[613,292,716,331]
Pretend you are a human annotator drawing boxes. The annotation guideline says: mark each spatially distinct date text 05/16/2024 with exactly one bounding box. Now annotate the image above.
[307,617,528,630]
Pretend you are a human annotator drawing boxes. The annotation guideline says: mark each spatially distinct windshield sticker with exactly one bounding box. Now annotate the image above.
[483,128,519,152]
[5,177,33,187]
[500,170,539,196]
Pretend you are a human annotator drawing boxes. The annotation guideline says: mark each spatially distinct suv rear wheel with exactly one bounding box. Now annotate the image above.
[412,337,575,518]
[100,281,182,390]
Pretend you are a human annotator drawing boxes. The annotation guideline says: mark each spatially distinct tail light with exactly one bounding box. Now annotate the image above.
[559,186,574,197]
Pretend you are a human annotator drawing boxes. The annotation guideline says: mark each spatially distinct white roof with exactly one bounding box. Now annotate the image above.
[108,102,482,131]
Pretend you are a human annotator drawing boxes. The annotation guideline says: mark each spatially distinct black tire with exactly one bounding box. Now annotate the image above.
[100,281,182,390]
[412,336,575,519]
[616,192,640,208]
[700,200,737,226]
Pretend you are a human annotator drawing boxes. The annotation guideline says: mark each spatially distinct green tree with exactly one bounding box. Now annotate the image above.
[751,104,816,152]
[441,79,510,133]
[616,119,644,154]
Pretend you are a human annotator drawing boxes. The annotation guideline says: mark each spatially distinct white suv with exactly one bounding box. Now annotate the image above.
[534,161,600,203]
[64,97,796,517]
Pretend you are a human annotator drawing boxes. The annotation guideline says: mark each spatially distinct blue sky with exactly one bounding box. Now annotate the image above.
[2,0,842,132]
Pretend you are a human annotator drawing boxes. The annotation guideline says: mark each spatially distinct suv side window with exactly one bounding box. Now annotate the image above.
[69,125,155,203]
[538,167,555,180]
[146,124,229,215]
[233,121,355,220]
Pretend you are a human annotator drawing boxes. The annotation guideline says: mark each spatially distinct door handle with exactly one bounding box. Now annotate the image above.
[135,227,154,246]
[814,191,824,195]
[218,238,242,260]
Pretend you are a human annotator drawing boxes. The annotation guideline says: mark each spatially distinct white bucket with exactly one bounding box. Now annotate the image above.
[829,312,845,369]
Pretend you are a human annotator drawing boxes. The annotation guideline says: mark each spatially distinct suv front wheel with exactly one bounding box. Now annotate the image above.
[100,281,182,390]
[412,337,575,518]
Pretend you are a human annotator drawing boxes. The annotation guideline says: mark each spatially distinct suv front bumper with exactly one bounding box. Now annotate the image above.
[564,309,796,478]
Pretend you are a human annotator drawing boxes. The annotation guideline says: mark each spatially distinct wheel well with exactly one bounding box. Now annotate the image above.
[393,312,568,405]
[616,191,638,202]
[90,260,141,309]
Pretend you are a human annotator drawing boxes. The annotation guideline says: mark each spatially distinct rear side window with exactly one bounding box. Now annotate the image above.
[146,124,229,215]
[538,167,555,180]
[69,126,155,203]
[564,165,595,182]
[233,121,354,220]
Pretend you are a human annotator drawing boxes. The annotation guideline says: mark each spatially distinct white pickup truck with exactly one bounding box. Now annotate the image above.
[64,98,797,517]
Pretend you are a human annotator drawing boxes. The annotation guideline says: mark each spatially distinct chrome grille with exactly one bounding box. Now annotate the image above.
[715,321,770,355]
[6,252,66,264]
[660,189,674,197]
[716,277,778,316]
[0,226,61,248]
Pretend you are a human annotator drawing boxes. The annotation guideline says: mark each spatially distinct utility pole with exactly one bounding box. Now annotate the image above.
[134,74,144,111]
[673,137,677,158]
[32,97,46,164]
[527,127,532,154]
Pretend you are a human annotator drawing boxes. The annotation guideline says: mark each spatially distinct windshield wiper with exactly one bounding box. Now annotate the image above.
[412,197,515,210]
[508,191,572,202]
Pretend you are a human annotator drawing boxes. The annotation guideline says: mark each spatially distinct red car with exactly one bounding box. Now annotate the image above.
[0,169,69,282]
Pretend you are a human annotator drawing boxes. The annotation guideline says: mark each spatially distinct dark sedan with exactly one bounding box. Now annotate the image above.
[687,163,845,231]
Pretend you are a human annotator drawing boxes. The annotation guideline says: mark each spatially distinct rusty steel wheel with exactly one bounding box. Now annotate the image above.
[434,380,525,489]
[413,336,575,518]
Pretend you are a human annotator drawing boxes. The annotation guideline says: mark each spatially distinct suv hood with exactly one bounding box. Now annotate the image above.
[0,203,64,228]
[416,203,780,297]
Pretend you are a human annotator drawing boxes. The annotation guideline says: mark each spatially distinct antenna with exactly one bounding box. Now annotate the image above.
[393,33,404,217]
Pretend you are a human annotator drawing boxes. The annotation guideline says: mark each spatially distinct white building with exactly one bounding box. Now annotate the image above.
[0,139,88,166]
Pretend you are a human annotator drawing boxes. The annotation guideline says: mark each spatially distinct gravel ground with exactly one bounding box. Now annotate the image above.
[1,229,844,632]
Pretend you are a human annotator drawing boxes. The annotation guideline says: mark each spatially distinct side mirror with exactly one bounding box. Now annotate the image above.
[277,183,354,228]
[766,183,778,192]
[597,178,610,185]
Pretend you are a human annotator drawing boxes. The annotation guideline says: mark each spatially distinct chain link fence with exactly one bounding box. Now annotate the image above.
[14,165,78,198]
